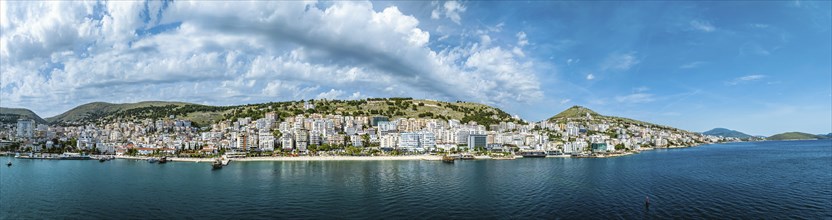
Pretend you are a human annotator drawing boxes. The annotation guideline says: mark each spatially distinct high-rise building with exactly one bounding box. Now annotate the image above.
[16,119,35,139]
[467,134,487,150]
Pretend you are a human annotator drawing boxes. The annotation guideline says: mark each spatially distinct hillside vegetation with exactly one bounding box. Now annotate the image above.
[37,98,525,129]
[0,107,47,124]
[767,132,829,140]
[702,128,753,138]
[222,98,525,128]
[546,106,681,131]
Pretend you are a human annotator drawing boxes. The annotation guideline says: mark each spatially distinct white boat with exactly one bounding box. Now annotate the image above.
[221,156,230,166]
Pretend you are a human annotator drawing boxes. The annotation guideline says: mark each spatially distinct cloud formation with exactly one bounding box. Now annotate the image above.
[601,52,640,71]
[726,74,766,85]
[1,1,542,117]
[690,20,716,32]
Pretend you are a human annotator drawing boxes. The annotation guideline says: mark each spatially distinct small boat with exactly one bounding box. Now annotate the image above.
[211,158,223,169]
[442,155,455,163]
[459,153,475,160]
[99,158,106,162]
[519,151,547,158]
[147,157,159,163]
[6,161,11,166]
[159,156,168,164]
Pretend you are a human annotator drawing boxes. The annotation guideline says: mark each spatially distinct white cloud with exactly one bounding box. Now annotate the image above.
[680,61,706,69]
[0,1,542,117]
[601,52,640,71]
[586,73,595,80]
[431,1,466,24]
[566,58,579,66]
[512,47,525,57]
[480,35,492,46]
[690,20,715,32]
[516,31,528,47]
[615,93,655,104]
[443,1,466,24]
[726,74,767,85]
[560,99,571,104]
[316,89,345,100]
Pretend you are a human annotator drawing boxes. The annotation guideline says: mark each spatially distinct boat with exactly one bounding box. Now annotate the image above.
[147,157,159,163]
[441,155,455,163]
[519,151,547,158]
[545,150,572,158]
[99,158,106,162]
[211,158,223,169]
[221,157,230,166]
[159,156,168,164]
[6,161,11,166]
[459,153,475,160]
[59,152,93,160]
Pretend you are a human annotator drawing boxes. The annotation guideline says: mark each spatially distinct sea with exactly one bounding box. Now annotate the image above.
[1,140,830,219]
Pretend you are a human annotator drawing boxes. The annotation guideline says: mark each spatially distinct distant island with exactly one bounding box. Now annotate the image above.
[767,132,831,141]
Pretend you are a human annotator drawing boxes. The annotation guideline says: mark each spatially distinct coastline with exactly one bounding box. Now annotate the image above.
[116,155,444,162]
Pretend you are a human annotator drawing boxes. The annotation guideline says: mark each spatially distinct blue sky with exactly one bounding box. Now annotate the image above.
[1,1,830,136]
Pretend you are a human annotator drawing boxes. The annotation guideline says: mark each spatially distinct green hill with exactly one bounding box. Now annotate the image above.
[0,107,47,124]
[547,106,600,121]
[545,106,679,131]
[43,98,525,129]
[702,128,752,139]
[221,98,524,128]
[767,132,829,140]
[45,101,217,125]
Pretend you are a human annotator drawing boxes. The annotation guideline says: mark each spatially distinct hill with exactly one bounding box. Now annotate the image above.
[221,98,525,128]
[546,106,600,121]
[702,128,752,139]
[545,106,680,131]
[45,101,225,125]
[43,98,525,129]
[0,107,47,124]
[767,132,830,141]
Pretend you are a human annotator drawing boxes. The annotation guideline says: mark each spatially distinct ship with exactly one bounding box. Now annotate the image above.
[519,151,547,158]
[211,158,223,169]
[441,155,455,163]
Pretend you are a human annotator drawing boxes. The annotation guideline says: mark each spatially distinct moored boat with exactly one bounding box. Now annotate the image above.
[159,156,168,164]
[459,153,475,160]
[147,157,159,163]
[519,151,547,158]
[211,158,223,169]
[6,161,11,166]
[442,155,455,163]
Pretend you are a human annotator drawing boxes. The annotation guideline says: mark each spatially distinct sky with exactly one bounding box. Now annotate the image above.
[1,1,830,136]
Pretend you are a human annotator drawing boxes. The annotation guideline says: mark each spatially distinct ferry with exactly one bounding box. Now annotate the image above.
[545,150,572,158]
[519,151,547,158]
[53,153,91,160]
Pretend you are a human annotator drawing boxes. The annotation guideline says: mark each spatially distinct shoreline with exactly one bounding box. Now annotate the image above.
[117,155,445,162]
